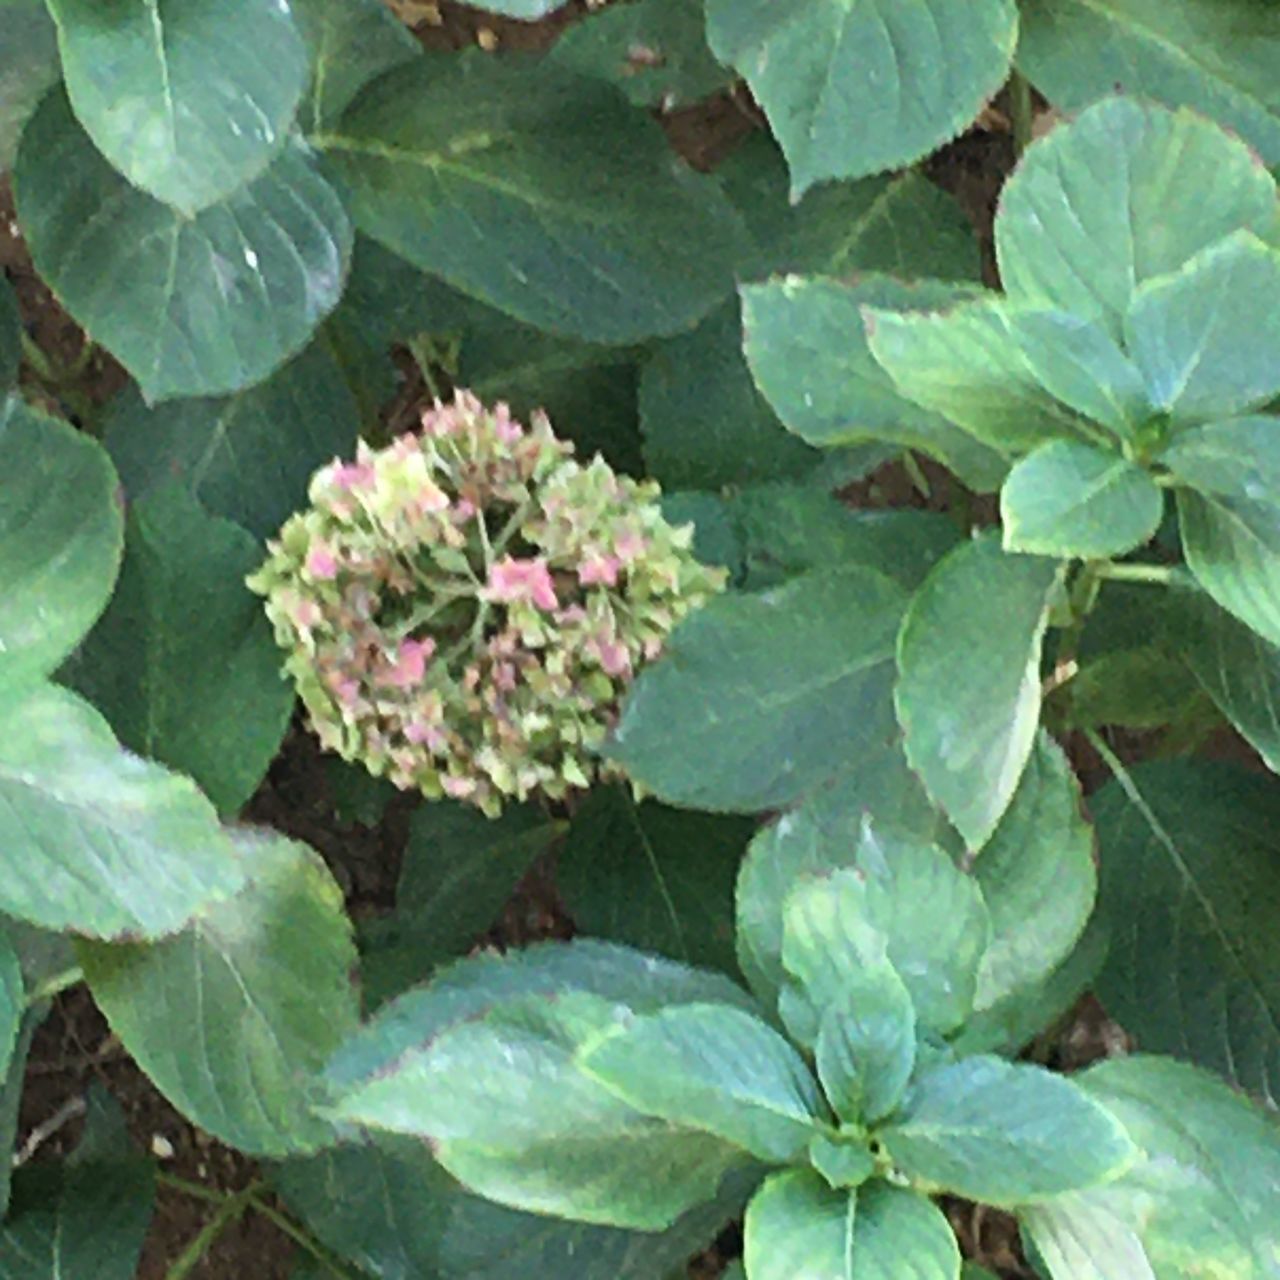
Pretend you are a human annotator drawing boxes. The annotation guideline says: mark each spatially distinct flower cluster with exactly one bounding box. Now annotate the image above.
[248,391,725,815]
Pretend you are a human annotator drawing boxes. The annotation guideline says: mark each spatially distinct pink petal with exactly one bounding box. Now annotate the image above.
[578,554,621,587]
[306,546,339,580]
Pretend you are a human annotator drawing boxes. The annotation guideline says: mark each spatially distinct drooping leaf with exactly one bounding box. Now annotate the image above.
[1023,1055,1280,1280]
[1125,232,1280,424]
[292,0,420,133]
[815,972,917,1124]
[1092,760,1280,1107]
[741,275,1004,491]
[581,1003,825,1163]
[1165,587,1280,774]
[550,0,731,109]
[0,1008,41,1216]
[560,785,751,976]
[0,683,246,939]
[0,397,122,696]
[15,90,352,401]
[881,1056,1136,1206]
[735,742,955,1011]
[0,935,18,1083]
[1162,416,1280,647]
[103,340,359,541]
[81,830,359,1156]
[68,485,292,814]
[780,835,989,1038]
[47,0,307,212]
[864,297,1089,455]
[325,995,747,1230]
[318,57,747,343]
[896,536,1061,848]
[704,0,1018,196]
[0,0,58,171]
[276,1133,757,1280]
[972,734,1096,1012]
[1018,0,1280,167]
[1001,439,1164,560]
[0,1150,154,1279]
[995,96,1278,337]
[610,565,906,813]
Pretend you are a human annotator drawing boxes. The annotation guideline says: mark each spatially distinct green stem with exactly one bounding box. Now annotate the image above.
[19,332,56,384]
[156,1172,225,1205]
[164,1181,259,1280]
[1009,70,1034,156]
[246,1193,358,1279]
[1095,562,1179,586]
[25,966,84,1007]
[902,451,932,500]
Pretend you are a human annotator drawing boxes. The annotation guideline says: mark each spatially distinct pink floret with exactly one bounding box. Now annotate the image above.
[578,554,622,587]
[383,638,435,688]
[306,546,339,580]
[485,556,559,611]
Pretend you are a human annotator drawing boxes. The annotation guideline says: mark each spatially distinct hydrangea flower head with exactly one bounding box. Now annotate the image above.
[248,391,725,815]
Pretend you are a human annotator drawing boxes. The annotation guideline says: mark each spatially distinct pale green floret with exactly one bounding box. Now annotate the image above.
[247,390,725,816]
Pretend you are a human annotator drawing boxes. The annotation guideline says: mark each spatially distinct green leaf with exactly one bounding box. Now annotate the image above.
[0,397,122,696]
[326,995,747,1230]
[0,1151,154,1279]
[550,0,731,109]
[1162,416,1280,647]
[1125,232,1280,423]
[1001,439,1164,559]
[640,303,819,491]
[47,0,307,213]
[881,1056,1136,1205]
[0,279,17,392]
[103,340,359,541]
[318,57,747,343]
[15,90,352,401]
[277,1133,757,1280]
[995,96,1278,338]
[808,1134,876,1191]
[745,1172,959,1280]
[1165,587,1280,773]
[0,1007,41,1216]
[365,800,562,1001]
[67,485,292,814]
[292,0,420,133]
[704,0,1017,196]
[459,0,561,14]
[744,1169,854,1280]
[1018,0,1280,168]
[896,536,1061,848]
[561,785,751,976]
[972,734,1096,1012]
[741,275,1005,491]
[581,1003,825,1163]
[1023,1055,1280,1279]
[0,683,246,939]
[0,0,59,171]
[815,972,916,1124]
[81,830,358,1156]
[0,935,18,1083]
[610,565,906,813]
[864,297,1089,454]
[781,834,989,1038]
[735,742,955,1011]
[1092,760,1280,1107]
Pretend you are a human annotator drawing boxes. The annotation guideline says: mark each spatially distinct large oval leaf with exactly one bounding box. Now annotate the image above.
[995,96,1277,339]
[0,936,18,1084]
[1019,0,1280,167]
[0,684,246,940]
[0,397,122,696]
[81,830,359,1157]
[896,537,1061,849]
[1093,760,1280,1108]
[47,0,307,212]
[317,57,746,343]
[610,565,907,813]
[0,0,59,171]
[15,90,352,401]
[68,485,294,814]
[705,0,1018,196]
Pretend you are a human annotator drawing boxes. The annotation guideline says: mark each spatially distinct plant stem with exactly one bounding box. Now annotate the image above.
[1095,562,1180,586]
[246,1192,359,1279]
[25,966,84,1007]
[1009,70,1034,156]
[164,1181,259,1280]
[156,1172,226,1205]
